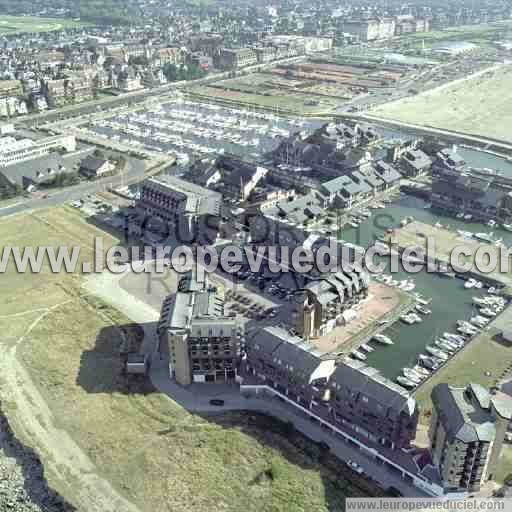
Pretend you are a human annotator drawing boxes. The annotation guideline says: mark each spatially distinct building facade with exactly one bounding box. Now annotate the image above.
[0,134,76,167]
[430,383,512,493]
[241,326,419,450]
[158,275,244,386]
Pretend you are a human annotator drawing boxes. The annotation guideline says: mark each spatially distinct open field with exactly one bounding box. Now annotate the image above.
[0,207,368,511]
[0,15,89,34]
[403,21,512,45]
[372,64,512,144]
[189,84,338,116]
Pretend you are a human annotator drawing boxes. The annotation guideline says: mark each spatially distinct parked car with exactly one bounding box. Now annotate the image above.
[347,460,364,474]
[209,399,225,406]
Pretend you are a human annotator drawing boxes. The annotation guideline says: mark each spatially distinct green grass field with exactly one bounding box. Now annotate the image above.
[0,15,89,34]
[0,207,369,511]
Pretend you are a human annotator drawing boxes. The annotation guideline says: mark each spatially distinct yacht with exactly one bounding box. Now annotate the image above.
[443,333,466,344]
[372,334,394,345]
[425,345,449,360]
[415,294,432,306]
[396,376,416,389]
[413,365,431,378]
[464,278,478,289]
[402,369,423,384]
[434,340,456,354]
[479,307,497,318]
[474,232,494,244]
[419,355,441,371]
[400,313,417,325]
[415,305,432,315]
[351,350,367,361]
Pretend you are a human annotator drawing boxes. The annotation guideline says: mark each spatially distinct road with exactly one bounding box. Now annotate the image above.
[0,155,148,218]
[83,262,428,499]
[19,55,306,128]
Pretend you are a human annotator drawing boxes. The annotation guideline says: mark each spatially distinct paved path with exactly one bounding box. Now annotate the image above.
[0,156,147,219]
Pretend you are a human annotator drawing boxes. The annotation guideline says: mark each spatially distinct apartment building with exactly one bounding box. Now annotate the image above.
[0,134,76,167]
[137,175,222,221]
[218,48,258,69]
[297,268,370,339]
[134,175,222,242]
[241,326,419,450]
[158,275,244,386]
[429,383,512,493]
[431,149,512,222]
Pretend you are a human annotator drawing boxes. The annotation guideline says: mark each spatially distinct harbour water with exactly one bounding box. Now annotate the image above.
[339,194,506,382]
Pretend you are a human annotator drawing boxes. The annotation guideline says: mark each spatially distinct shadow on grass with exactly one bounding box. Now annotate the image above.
[76,323,156,395]
[193,410,387,511]
[0,403,77,511]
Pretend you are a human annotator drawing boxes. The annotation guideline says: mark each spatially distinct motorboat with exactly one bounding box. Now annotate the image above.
[403,369,423,384]
[415,305,432,315]
[415,294,432,306]
[435,340,456,354]
[502,223,512,232]
[470,315,489,327]
[425,345,449,361]
[372,334,394,345]
[474,232,494,244]
[351,350,367,361]
[413,365,431,378]
[464,278,477,289]
[419,355,441,371]
[457,325,477,336]
[479,307,497,318]
[360,343,374,353]
[400,313,417,325]
[443,333,466,344]
[396,376,416,389]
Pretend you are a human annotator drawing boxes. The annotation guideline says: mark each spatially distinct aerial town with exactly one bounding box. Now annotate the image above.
[2,1,512,511]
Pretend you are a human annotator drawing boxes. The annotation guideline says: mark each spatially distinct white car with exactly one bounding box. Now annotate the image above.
[347,460,364,475]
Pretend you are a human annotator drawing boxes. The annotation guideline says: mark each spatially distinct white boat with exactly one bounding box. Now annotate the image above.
[474,232,494,243]
[360,343,374,353]
[464,278,477,289]
[443,333,465,344]
[413,365,431,377]
[425,345,449,360]
[403,369,423,383]
[435,340,456,354]
[373,334,394,345]
[400,314,416,325]
[502,223,512,232]
[416,305,432,315]
[351,350,367,361]
[396,376,416,389]
[415,294,432,306]
[487,220,497,227]
[479,307,497,318]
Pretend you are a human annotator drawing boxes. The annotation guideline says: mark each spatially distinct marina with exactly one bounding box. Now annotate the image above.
[82,97,321,168]
[337,193,511,384]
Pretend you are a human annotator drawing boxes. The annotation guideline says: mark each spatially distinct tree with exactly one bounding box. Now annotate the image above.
[163,63,179,82]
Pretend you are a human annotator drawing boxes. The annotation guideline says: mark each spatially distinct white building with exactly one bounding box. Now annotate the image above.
[0,134,77,167]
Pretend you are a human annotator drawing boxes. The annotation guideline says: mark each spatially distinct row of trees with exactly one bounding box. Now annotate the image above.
[162,63,207,83]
